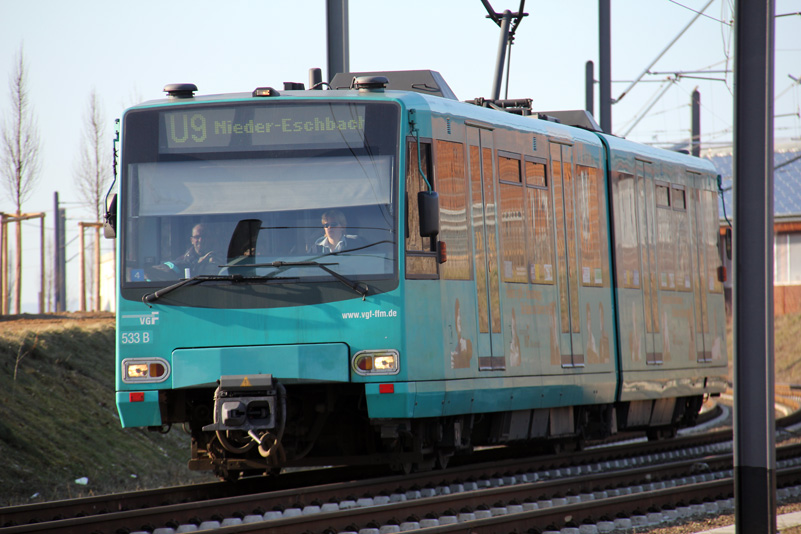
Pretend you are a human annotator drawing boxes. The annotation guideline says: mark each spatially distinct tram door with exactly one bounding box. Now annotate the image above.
[467,126,505,371]
[689,185,710,362]
[550,143,584,366]
[635,161,660,362]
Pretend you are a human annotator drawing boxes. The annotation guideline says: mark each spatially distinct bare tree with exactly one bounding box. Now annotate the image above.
[74,89,112,311]
[1,45,42,314]
[74,89,110,222]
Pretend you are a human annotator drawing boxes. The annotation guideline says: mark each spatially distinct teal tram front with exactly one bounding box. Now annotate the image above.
[112,72,728,478]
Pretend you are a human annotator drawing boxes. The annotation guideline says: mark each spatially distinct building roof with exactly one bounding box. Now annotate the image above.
[705,140,801,220]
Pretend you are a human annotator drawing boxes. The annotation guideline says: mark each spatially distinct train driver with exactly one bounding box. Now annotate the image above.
[311,209,363,254]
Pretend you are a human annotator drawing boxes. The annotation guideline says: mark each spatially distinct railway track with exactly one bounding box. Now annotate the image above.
[3,398,799,534]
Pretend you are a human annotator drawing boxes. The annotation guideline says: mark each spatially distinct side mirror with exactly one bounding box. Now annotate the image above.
[103,194,117,239]
[418,191,440,238]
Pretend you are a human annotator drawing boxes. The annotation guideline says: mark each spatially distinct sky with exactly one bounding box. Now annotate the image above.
[1,0,800,313]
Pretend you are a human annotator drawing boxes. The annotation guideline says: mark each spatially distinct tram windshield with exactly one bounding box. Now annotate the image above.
[120,101,399,288]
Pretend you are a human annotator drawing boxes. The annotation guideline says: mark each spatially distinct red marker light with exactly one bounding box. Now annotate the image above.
[437,241,447,264]
[379,384,394,394]
[129,392,145,402]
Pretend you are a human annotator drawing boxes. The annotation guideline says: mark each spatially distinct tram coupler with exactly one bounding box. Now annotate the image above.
[202,374,278,432]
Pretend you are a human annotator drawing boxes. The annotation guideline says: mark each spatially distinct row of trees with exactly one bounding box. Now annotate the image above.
[1,45,112,314]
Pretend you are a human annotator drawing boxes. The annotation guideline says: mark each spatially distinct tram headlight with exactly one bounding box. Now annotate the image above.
[122,358,171,383]
[352,350,399,376]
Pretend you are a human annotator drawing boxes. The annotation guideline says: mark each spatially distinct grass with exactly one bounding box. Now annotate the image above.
[0,317,214,506]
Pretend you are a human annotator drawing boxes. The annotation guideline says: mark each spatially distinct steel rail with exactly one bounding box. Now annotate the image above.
[6,439,801,534]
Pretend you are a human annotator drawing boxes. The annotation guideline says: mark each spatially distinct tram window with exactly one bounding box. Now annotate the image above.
[671,185,691,290]
[704,190,724,294]
[498,152,522,184]
[576,165,604,286]
[525,159,547,188]
[525,159,555,284]
[657,197,676,289]
[672,187,686,210]
[436,140,471,280]
[675,199,692,291]
[616,173,640,288]
[405,139,438,278]
[655,184,670,208]
[499,153,526,283]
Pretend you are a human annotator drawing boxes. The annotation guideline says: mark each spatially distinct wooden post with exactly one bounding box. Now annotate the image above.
[78,221,104,312]
[79,222,86,312]
[14,212,21,314]
[2,214,8,315]
[94,225,101,311]
[0,212,44,315]
[0,213,5,315]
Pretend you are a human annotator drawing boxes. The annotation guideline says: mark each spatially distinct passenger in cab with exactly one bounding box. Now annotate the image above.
[312,209,363,253]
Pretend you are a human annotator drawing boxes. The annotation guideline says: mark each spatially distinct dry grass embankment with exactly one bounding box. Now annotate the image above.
[0,313,213,506]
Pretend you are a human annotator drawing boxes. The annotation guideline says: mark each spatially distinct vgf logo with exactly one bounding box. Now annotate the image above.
[139,312,159,325]
[122,311,160,326]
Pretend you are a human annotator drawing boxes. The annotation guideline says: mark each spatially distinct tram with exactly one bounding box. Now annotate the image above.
[108,70,727,478]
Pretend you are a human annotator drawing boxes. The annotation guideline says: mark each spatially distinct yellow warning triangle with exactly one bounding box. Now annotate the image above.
[240,376,252,387]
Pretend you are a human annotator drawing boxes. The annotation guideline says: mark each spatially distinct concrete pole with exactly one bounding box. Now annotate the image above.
[692,88,701,156]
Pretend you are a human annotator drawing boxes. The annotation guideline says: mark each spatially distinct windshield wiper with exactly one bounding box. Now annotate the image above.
[142,273,298,305]
[248,260,369,299]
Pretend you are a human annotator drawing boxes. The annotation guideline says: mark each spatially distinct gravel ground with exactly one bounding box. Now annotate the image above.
[642,498,801,533]
[635,399,800,533]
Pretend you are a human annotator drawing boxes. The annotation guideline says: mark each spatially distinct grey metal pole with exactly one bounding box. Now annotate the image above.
[326,0,349,83]
[491,10,512,100]
[599,0,611,134]
[691,88,700,156]
[586,60,595,116]
[733,0,776,531]
[58,206,65,311]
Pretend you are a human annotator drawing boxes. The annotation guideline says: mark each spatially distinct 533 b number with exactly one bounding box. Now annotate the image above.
[121,331,152,344]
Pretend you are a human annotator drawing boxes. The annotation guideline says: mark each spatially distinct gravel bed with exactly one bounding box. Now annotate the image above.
[645,499,801,533]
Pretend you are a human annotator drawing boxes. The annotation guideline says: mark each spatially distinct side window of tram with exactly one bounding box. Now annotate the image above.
[436,139,471,281]
[576,165,605,287]
[525,160,555,285]
[656,183,676,290]
[498,152,527,283]
[405,139,438,278]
